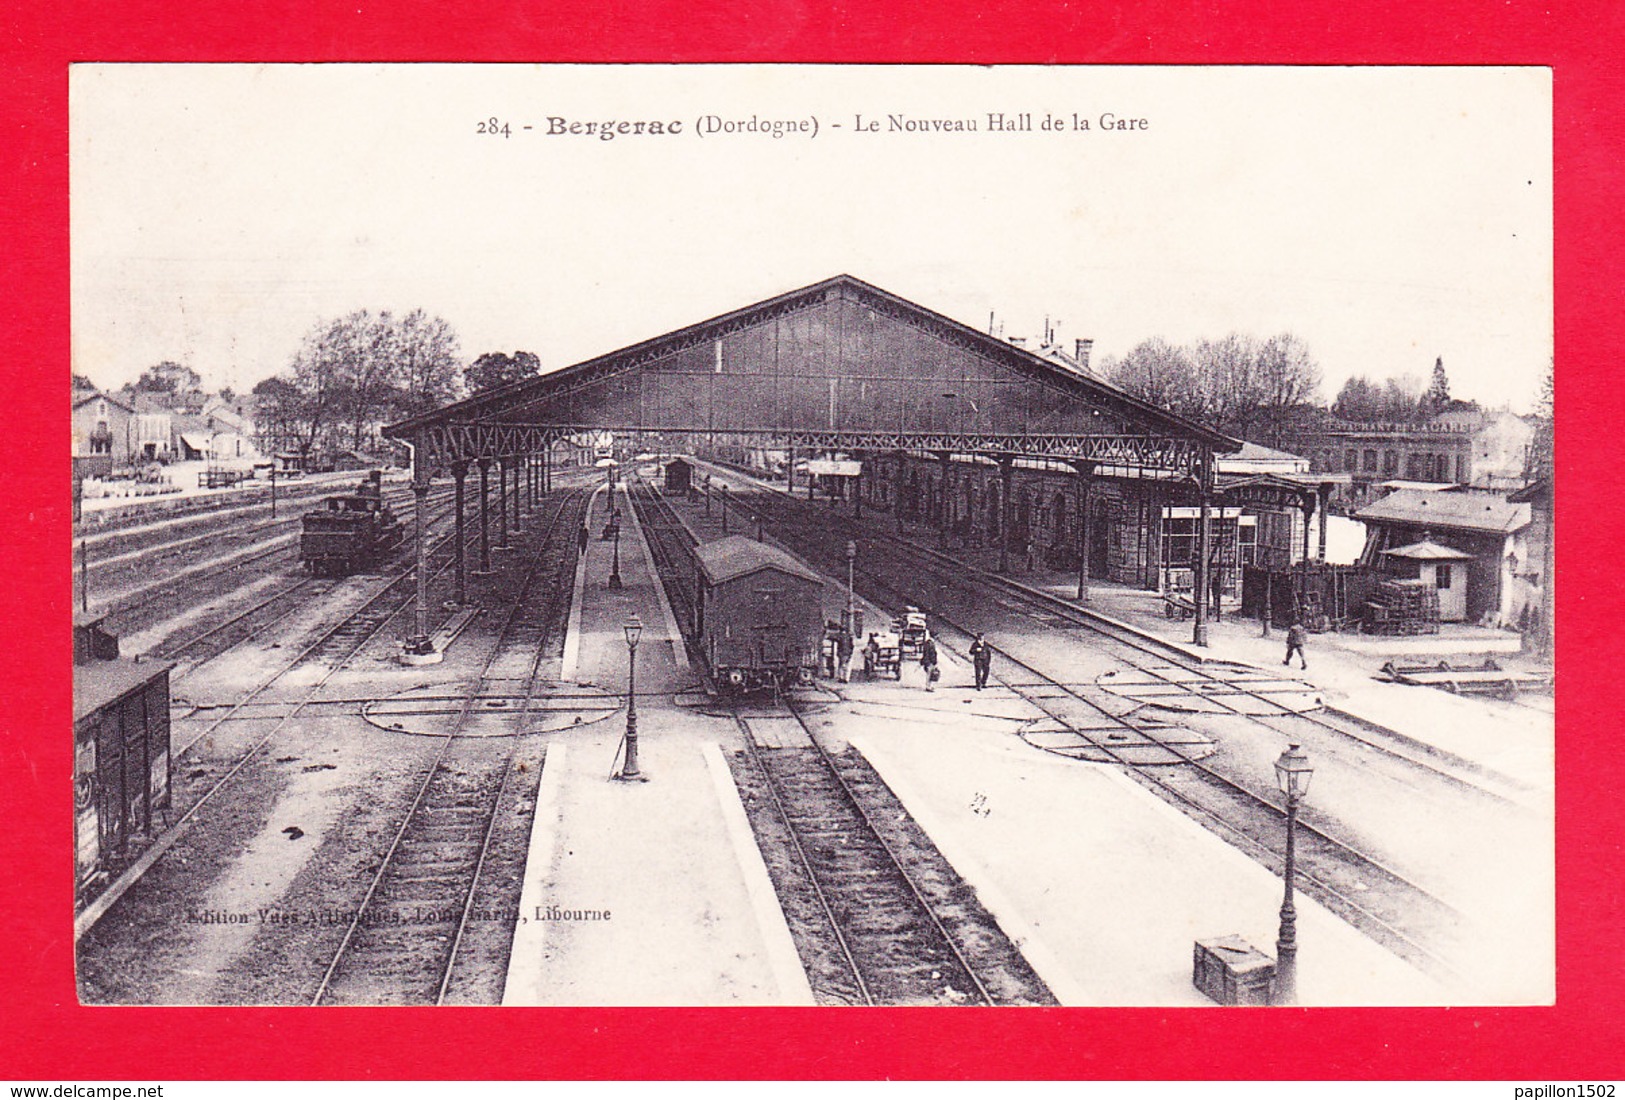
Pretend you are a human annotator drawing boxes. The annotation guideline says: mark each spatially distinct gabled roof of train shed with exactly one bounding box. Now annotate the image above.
[386,274,1239,452]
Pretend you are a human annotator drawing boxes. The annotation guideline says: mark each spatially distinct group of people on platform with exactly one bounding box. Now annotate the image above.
[823,619,996,693]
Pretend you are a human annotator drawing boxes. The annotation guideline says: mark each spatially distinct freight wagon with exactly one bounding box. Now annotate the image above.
[690,536,825,693]
[73,614,172,902]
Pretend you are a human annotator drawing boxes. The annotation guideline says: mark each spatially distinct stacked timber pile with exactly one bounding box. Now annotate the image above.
[1365,578,1440,635]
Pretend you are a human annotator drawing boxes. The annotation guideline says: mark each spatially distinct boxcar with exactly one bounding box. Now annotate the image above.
[73,614,173,901]
[664,457,693,494]
[691,535,825,694]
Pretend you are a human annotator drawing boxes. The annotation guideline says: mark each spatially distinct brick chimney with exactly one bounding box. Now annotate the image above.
[1075,339,1094,373]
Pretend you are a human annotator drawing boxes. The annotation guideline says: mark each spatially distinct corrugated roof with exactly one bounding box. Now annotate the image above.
[1357,489,1530,534]
[1381,540,1475,561]
[694,536,824,586]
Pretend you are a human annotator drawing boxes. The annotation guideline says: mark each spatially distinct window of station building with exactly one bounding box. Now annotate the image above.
[1457,455,1468,482]
[1160,514,1238,567]
[1363,449,1377,472]
[1237,517,1259,565]
[1345,449,1357,471]
[1384,450,1398,474]
[1436,564,1453,590]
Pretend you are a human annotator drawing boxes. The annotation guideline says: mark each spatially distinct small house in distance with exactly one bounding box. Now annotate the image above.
[1356,487,1532,628]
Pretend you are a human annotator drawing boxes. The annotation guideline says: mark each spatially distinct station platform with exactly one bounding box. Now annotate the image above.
[1013,573,1552,802]
[704,464,1552,801]
[503,483,812,1005]
[504,471,1543,1005]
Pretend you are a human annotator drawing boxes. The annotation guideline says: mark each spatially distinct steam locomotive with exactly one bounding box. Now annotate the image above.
[299,471,404,576]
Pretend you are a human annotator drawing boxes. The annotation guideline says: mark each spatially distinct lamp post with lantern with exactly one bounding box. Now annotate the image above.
[1273,742,1313,1004]
[614,614,646,782]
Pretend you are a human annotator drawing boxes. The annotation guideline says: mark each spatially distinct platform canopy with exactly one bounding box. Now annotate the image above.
[385,274,1239,478]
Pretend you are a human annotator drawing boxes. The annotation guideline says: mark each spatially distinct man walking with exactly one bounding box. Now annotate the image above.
[836,628,855,684]
[1284,619,1308,670]
[969,633,992,691]
[578,524,590,556]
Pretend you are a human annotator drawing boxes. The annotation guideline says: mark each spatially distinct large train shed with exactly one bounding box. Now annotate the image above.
[385,274,1242,651]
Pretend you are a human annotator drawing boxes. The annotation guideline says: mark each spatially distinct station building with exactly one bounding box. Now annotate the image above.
[1355,487,1535,627]
[854,439,1340,600]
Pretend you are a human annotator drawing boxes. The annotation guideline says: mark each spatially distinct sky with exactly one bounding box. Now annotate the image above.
[71,64,1553,412]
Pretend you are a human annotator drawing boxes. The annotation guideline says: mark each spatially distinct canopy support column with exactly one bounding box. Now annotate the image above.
[476,458,493,575]
[402,447,438,664]
[1317,483,1330,562]
[497,457,511,548]
[453,460,468,605]
[1076,461,1094,603]
[1194,450,1214,647]
[998,456,1015,573]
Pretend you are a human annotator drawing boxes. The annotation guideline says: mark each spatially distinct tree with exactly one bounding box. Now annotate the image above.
[254,374,322,459]
[136,360,202,394]
[1332,376,1383,421]
[1253,333,1322,446]
[1418,356,1452,420]
[1192,333,1266,438]
[284,308,464,456]
[1331,373,1422,423]
[1103,338,1202,420]
[467,350,542,393]
[1527,359,1553,481]
[390,309,465,420]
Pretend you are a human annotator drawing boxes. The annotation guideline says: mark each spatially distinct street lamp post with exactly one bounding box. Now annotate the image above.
[608,521,624,590]
[1273,742,1314,1005]
[614,614,646,781]
[845,539,857,635]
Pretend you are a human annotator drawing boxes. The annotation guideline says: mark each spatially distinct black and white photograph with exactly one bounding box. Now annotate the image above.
[68,63,1554,1008]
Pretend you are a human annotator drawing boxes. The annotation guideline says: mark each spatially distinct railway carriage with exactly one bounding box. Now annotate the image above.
[665,534,824,694]
[693,536,825,693]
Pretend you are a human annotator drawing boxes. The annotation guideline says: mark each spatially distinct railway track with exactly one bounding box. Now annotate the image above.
[76,476,589,937]
[704,459,1534,803]
[629,478,1050,1004]
[688,461,1483,985]
[310,486,591,1005]
[729,698,1054,1005]
[86,481,457,636]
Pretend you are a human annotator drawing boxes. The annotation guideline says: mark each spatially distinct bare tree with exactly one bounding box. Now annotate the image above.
[1254,333,1322,446]
[1103,338,1202,419]
[1192,333,1265,438]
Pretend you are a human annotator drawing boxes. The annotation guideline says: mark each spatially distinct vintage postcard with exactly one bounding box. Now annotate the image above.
[67,64,1553,1018]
